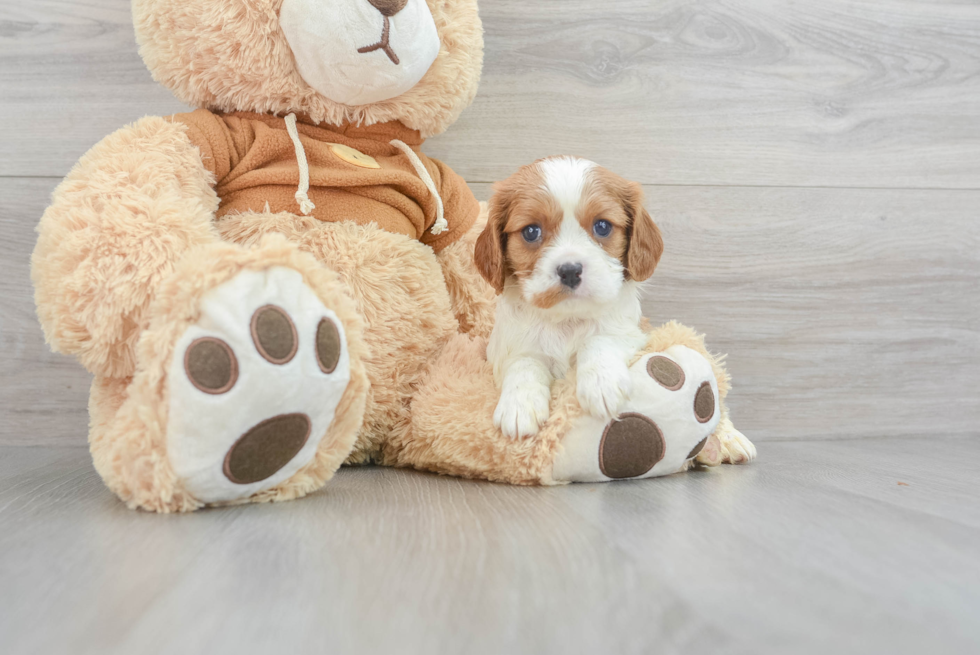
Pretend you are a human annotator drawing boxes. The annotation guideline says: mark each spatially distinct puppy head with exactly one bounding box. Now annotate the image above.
[475,156,663,311]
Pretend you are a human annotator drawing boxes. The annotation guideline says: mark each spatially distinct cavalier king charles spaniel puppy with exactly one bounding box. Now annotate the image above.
[475,156,664,438]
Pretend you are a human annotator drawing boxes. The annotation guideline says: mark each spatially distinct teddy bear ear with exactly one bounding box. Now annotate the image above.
[474,184,513,294]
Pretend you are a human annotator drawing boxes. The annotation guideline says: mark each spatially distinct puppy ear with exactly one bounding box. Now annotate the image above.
[475,183,510,293]
[623,182,663,281]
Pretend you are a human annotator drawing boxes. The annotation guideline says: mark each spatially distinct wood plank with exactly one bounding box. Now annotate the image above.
[2,1,980,187]
[1,439,978,654]
[3,178,977,446]
[0,178,91,448]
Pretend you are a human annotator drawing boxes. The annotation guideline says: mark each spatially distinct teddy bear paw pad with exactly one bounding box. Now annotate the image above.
[166,266,351,504]
[552,345,721,483]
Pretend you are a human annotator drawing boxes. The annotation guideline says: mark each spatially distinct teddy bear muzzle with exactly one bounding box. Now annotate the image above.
[279,0,440,106]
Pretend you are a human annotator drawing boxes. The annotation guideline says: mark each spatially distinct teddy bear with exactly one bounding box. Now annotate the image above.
[31,0,756,513]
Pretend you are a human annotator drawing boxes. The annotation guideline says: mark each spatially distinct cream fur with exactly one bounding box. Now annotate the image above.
[435,204,497,338]
[33,117,219,378]
[133,0,483,138]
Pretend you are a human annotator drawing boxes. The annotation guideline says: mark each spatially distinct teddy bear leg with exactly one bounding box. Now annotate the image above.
[550,344,725,482]
[552,322,757,481]
[396,323,756,486]
[90,235,369,512]
[216,211,462,465]
[697,416,758,466]
[388,334,562,485]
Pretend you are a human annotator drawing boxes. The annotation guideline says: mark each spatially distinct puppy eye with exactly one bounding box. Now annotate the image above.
[521,224,542,243]
[592,219,613,238]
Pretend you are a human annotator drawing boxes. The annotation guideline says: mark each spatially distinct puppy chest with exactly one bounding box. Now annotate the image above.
[532,322,599,377]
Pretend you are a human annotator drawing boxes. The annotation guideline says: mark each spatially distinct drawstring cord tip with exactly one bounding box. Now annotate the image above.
[430,217,449,235]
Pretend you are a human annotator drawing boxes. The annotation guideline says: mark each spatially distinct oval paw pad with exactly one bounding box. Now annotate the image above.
[251,305,298,364]
[647,355,686,390]
[694,382,715,423]
[598,413,665,479]
[687,437,708,460]
[316,318,342,374]
[223,413,312,485]
[184,337,238,394]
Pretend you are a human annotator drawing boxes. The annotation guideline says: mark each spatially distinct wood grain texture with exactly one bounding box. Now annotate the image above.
[1,440,978,655]
[2,1,980,187]
[0,178,92,448]
[4,178,977,447]
[470,183,980,441]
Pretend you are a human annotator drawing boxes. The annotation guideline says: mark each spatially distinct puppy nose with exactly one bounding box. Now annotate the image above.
[557,263,583,289]
[367,0,408,16]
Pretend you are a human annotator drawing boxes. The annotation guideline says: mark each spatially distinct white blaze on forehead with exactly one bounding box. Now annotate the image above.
[538,157,596,217]
[522,156,624,309]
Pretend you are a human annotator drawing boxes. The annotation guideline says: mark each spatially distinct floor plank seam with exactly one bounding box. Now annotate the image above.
[4,174,980,193]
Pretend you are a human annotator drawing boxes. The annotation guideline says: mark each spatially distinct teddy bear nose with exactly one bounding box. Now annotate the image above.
[367,0,409,17]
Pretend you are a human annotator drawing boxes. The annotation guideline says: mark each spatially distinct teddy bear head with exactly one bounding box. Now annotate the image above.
[134,0,483,137]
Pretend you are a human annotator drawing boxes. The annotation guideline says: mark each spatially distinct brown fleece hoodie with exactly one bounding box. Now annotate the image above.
[170,109,480,252]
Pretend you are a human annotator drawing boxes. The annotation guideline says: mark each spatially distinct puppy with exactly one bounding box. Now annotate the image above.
[475,156,664,438]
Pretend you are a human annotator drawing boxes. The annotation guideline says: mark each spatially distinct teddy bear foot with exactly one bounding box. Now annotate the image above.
[166,265,353,504]
[696,417,757,467]
[551,345,721,482]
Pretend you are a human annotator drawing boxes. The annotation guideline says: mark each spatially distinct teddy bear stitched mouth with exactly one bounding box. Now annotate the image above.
[358,0,409,65]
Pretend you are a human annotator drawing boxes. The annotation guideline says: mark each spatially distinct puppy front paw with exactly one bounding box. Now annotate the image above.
[494,383,551,439]
[577,362,632,420]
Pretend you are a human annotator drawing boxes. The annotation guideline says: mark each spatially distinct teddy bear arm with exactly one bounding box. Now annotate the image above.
[32,117,222,378]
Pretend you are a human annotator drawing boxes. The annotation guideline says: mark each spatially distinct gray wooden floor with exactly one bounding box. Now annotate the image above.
[1,0,979,653]
[2,439,979,655]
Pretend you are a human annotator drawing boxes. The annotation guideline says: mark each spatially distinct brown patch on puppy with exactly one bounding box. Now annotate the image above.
[477,162,558,293]
[578,166,631,262]
[477,157,663,301]
[530,287,566,309]
[588,171,663,281]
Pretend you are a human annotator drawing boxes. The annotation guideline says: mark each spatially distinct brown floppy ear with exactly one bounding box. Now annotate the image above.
[474,184,511,293]
[622,182,664,282]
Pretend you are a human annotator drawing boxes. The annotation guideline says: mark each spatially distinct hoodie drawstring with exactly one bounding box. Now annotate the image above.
[284,114,447,235]
[390,139,448,235]
[284,113,316,216]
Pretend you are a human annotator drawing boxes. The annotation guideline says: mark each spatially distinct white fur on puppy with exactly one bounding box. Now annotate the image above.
[475,157,664,438]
